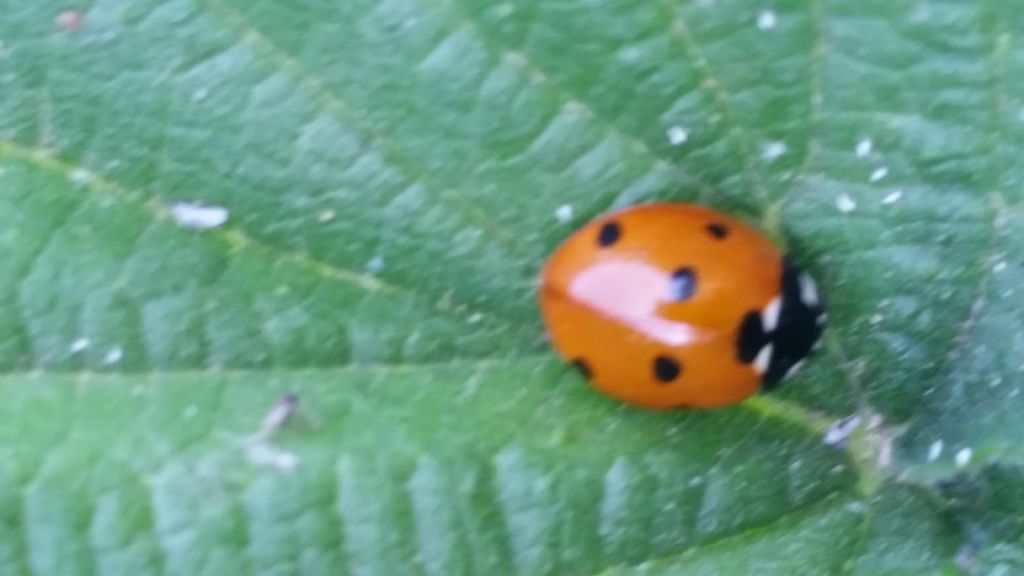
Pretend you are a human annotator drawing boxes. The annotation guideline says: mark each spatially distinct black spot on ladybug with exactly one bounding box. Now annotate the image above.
[737,311,767,364]
[706,222,729,239]
[571,358,592,379]
[597,221,621,247]
[668,267,697,301]
[653,355,681,383]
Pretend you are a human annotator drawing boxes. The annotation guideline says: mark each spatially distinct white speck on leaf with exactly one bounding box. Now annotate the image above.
[170,202,229,230]
[317,209,336,222]
[869,314,884,325]
[69,168,94,185]
[365,255,385,273]
[255,394,299,439]
[102,346,123,365]
[993,261,1008,273]
[869,167,889,182]
[666,126,689,146]
[836,193,857,213]
[761,141,787,162]
[955,447,973,468]
[855,138,872,158]
[56,10,83,31]
[69,338,90,354]
[823,415,861,446]
[928,440,944,462]
[757,10,777,30]
[882,190,903,204]
[554,204,575,223]
[468,313,484,324]
[191,87,210,102]
[183,405,199,419]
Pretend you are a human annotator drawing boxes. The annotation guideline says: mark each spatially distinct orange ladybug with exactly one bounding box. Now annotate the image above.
[539,203,825,409]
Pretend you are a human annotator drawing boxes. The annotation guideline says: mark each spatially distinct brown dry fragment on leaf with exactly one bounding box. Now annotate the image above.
[256,393,299,439]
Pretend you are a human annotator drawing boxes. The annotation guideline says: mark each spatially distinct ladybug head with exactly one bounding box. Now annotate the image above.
[737,259,826,390]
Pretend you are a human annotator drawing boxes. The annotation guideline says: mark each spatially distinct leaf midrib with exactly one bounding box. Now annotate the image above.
[0,139,516,327]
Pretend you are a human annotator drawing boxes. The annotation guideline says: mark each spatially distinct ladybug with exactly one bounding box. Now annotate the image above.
[539,202,825,409]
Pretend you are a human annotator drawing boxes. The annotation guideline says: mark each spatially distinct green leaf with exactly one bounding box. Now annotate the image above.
[847,482,961,576]
[0,365,856,575]
[0,0,1021,572]
[601,496,864,576]
[934,464,1024,564]
[975,543,1024,575]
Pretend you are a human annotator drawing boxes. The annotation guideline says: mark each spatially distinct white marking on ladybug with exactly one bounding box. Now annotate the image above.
[817,312,827,327]
[927,439,944,462]
[762,296,782,332]
[799,273,820,307]
[753,343,774,375]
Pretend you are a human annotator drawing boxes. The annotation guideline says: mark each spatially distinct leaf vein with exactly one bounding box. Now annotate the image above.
[197,0,525,253]
[440,0,715,199]
[593,492,862,575]
[658,0,770,207]
[793,0,827,183]
[0,140,503,336]
[934,13,1012,380]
